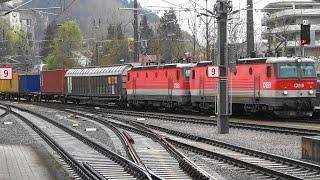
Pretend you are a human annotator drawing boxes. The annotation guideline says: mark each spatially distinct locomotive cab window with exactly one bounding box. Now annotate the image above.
[266,66,272,78]
[301,63,316,78]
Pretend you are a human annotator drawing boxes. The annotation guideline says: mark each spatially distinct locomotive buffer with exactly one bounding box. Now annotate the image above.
[215,0,231,134]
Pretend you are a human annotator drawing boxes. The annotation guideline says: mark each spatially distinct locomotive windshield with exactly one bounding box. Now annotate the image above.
[277,63,315,79]
[279,63,298,78]
[301,64,316,78]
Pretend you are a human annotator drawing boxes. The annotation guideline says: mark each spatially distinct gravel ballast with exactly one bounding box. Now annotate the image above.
[112,114,302,160]
[0,105,71,180]
[9,102,126,157]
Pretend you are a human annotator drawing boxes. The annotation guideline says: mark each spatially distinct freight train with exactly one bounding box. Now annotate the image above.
[0,56,317,117]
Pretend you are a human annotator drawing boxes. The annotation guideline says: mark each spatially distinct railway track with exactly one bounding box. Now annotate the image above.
[9,101,320,136]
[90,108,320,136]
[60,108,216,180]
[64,107,320,180]
[0,104,158,180]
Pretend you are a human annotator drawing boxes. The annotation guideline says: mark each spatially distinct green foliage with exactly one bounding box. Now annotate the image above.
[46,20,83,70]
[156,10,185,60]
[0,18,9,57]
[40,23,58,58]
[140,15,154,54]
[7,30,29,55]
[100,24,128,65]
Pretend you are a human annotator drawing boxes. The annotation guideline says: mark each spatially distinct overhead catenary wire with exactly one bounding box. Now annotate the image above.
[52,0,77,22]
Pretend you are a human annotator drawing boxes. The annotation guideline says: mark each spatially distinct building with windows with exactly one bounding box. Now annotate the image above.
[0,1,21,30]
[262,0,320,57]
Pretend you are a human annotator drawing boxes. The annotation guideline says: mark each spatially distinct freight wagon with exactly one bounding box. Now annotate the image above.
[41,70,67,102]
[65,65,132,105]
[18,74,41,101]
[0,73,19,99]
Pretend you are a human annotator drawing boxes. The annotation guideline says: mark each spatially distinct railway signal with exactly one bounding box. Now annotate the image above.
[301,23,310,45]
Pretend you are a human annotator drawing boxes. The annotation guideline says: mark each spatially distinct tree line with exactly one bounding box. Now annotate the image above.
[41,10,192,69]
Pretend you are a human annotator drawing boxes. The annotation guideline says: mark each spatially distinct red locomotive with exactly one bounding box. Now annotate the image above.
[126,64,193,108]
[190,57,317,117]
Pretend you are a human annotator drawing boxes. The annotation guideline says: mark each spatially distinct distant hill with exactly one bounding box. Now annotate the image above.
[22,0,159,37]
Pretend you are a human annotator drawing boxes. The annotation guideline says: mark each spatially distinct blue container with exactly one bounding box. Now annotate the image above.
[19,74,40,94]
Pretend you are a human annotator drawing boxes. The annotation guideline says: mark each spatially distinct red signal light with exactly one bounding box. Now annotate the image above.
[301,39,308,45]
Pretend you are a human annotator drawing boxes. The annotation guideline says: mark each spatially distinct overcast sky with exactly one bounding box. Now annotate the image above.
[138,0,310,43]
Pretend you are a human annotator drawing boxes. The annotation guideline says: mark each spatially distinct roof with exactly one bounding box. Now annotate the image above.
[263,1,320,11]
[266,57,315,63]
[131,63,195,70]
[65,65,132,77]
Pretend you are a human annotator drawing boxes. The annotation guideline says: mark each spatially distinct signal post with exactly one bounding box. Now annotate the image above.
[215,0,231,134]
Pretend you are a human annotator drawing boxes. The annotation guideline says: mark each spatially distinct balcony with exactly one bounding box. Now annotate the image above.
[285,40,320,48]
[267,9,320,19]
[262,24,320,34]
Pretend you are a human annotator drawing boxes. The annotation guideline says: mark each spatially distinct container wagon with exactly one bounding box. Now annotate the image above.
[0,73,19,99]
[18,74,41,101]
[41,69,67,102]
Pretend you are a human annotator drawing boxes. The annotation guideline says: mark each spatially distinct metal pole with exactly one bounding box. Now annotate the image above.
[192,1,196,59]
[206,0,210,61]
[133,0,139,62]
[216,0,229,134]
[95,42,99,66]
[247,0,254,57]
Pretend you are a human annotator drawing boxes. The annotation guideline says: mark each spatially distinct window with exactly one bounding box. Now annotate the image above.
[146,72,148,78]
[266,66,272,78]
[249,67,253,75]
[301,64,315,78]
[127,73,130,81]
[278,63,298,78]
[176,70,180,80]
[192,69,195,79]
[155,72,158,78]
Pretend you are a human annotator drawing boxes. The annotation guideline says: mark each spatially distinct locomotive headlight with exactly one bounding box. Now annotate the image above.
[283,90,288,96]
[309,90,314,95]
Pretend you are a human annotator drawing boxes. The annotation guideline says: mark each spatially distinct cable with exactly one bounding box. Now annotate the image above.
[52,0,77,22]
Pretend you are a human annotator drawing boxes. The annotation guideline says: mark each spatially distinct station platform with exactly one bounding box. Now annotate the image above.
[0,145,56,180]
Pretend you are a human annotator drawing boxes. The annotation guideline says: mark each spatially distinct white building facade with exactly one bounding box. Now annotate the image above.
[262,0,320,57]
